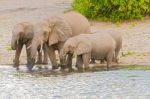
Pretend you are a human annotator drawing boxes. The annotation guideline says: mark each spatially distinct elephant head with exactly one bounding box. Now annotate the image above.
[11,22,33,50]
[60,36,92,64]
[11,24,24,50]
[30,16,73,66]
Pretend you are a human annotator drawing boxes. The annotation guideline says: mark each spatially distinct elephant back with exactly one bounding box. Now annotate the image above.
[62,11,91,36]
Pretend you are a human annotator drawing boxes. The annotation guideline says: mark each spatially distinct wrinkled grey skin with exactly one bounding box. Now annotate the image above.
[11,22,48,70]
[90,31,122,64]
[60,33,116,71]
[28,11,91,71]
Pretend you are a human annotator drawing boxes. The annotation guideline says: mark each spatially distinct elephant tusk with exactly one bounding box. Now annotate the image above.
[27,45,31,49]
[17,40,19,45]
[40,41,43,53]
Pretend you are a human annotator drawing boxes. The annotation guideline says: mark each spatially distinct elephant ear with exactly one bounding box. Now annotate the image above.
[47,16,72,46]
[75,42,91,55]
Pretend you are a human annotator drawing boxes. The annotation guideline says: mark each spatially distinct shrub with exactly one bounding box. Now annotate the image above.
[72,0,150,22]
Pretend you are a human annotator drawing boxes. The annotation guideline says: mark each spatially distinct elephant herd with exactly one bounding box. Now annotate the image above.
[11,11,122,71]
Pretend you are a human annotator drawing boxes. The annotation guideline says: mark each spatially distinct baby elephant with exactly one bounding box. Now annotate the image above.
[60,33,116,70]
[11,22,48,70]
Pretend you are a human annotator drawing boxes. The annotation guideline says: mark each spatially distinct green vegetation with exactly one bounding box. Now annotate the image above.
[122,65,150,70]
[72,0,150,22]
[122,50,135,57]
[6,45,12,51]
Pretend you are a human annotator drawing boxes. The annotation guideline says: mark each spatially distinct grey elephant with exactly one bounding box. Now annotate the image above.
[28,11,91,71]
[11,22,48,70]
[60,32,116,71]
[90,30,122,64]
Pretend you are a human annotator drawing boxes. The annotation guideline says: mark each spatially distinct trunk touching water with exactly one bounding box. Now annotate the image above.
[31,39,43,59]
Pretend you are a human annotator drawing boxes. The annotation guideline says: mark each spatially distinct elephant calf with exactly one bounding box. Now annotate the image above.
[60,32,116,70]
[11,22,48,70]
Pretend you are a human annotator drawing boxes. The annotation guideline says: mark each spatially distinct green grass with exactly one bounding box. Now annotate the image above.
[122,51,135,57]
[6,45,12,51]
[121,65,150,70]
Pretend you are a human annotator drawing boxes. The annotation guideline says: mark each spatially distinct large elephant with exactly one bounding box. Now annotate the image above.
[11,22,48,70]
[28,11,91,71]
[60,32,116,71]
[90,30,122,64]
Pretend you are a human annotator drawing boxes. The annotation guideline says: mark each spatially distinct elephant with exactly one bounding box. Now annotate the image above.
[60,32,116,71]
[90,30,122,64]
[28,11,91,71]
[11,22,48,70]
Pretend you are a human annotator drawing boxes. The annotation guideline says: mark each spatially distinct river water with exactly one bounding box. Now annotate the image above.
[0,66,150,99]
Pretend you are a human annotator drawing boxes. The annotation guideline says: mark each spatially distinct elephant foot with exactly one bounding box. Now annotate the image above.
[13,63,19,68]
[35,60,43,64]
[16,67,20,71]
[26,58,35,72]
[76,65,84,72]
[84,67,90,71]
[26,63,34,72]
[68,67,74,72]
[44,66,48,70]
[52,65,59,70]
[113,58,118,63]
[27,65,33,72]
[13,59,20,68]
[60,64,67,70]
[42,62,48,65]
[43,59,48,65]
[106,66,109,71]
[100,60,105,64]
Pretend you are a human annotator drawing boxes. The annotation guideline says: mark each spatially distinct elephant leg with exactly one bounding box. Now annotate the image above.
[76,55,83,70]
[59,50,67,70]
[36,50,42,64]
[114,49,119,63]
[90,58,96,64]
[47,46,58,70]
[66,53,73,70]
[100,59,105,64]
[43,45,48,65]
[26,48,31,67]
[82,53,91,71]
[106,52,113,71]
[13,43,23,70]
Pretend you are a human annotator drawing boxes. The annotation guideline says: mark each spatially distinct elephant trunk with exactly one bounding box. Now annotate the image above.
[31,40,38,59]
[11,36,19,50]
[27,38,43,71]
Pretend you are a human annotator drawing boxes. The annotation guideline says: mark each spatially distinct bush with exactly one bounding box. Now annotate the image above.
[72,0,150,22]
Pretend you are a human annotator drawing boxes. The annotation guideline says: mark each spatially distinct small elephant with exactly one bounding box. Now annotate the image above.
[60,32,116,71]
[28,11,91,71]
[90,30,122,64]
[11,22,48,70]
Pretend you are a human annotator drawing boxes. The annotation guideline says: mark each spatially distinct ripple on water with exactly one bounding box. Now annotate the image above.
[0,66,150,99]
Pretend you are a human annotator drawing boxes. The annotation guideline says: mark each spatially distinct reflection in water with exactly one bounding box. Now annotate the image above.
[0,66,150,99]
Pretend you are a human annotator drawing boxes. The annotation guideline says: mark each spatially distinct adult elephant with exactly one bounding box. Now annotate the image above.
[90,30,122,64]
[11,22,48,70]
[28,11,91,71]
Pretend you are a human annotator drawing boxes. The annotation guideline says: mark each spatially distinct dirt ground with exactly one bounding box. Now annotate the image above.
[0,0,150,67]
